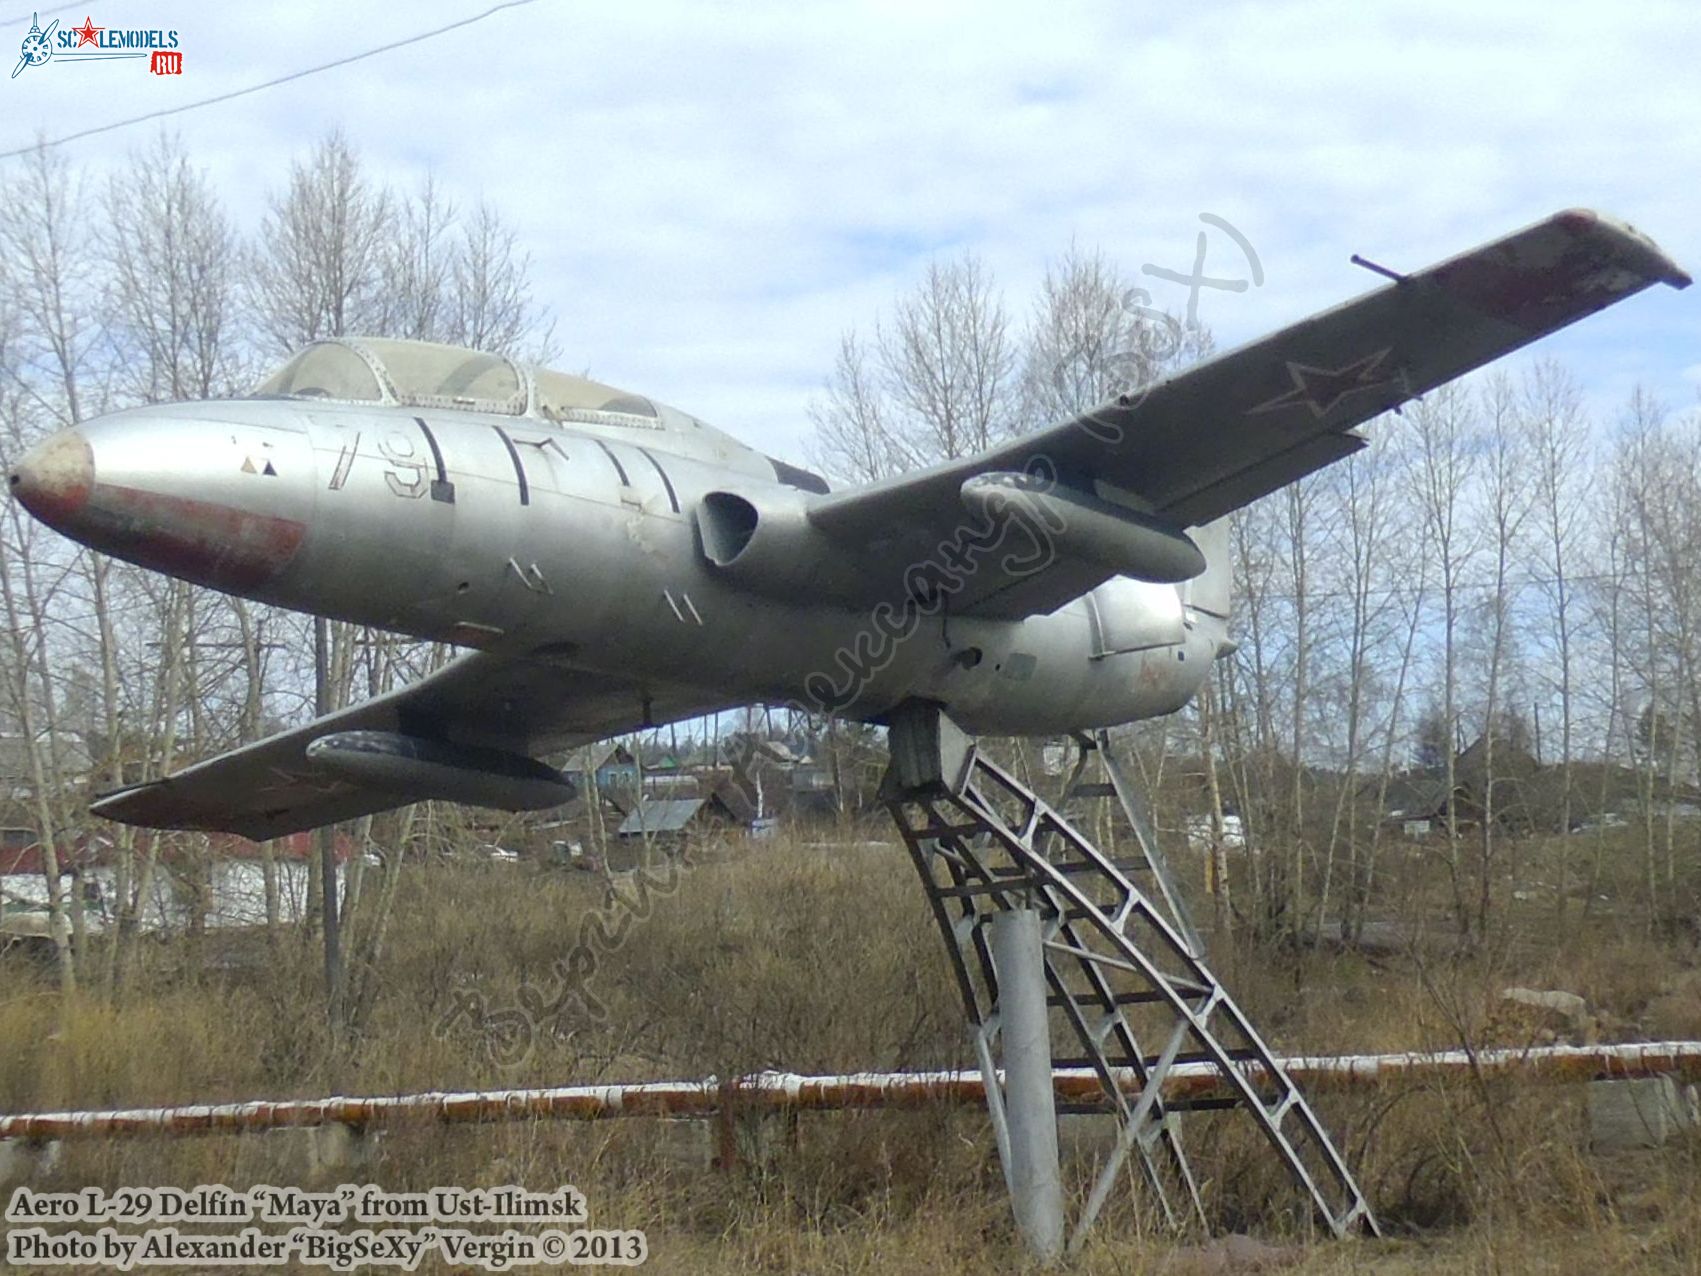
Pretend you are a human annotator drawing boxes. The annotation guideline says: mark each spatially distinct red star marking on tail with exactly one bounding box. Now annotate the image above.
[72,16,102,47]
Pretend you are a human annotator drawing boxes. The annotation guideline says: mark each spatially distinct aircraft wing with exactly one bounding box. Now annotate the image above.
[808,209,1690,620]
[88,652,729,840]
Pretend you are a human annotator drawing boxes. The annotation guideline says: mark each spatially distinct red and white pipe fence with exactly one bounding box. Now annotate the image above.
[1,1042,1698,1142]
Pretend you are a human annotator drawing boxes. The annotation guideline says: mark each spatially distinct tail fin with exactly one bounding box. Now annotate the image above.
[1184,517,1232,623]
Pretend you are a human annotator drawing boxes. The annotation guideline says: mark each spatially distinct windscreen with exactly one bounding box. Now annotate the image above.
[251,342,384,402]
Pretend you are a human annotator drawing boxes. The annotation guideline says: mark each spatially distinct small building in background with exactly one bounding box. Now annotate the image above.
[616,792,742,850]
[788,762,840,818]
[562,742,638,795]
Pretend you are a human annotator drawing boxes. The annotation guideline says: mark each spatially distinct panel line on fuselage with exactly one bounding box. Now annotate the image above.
[635,446,681,513]
[490,424,530,505]
[593,438,631,487]
[412,417,456,504]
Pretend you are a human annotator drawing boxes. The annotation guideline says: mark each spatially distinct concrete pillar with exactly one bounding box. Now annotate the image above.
[276,1121,377,1179]
[1588,1076,1697,1150]
[0,1137,61,1185]
[991,908,1064,1265]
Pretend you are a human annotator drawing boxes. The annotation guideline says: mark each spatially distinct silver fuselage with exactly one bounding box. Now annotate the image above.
[18,395,1224,736]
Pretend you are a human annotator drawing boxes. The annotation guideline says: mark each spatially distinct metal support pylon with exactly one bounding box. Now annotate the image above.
[883,703,1379,1252]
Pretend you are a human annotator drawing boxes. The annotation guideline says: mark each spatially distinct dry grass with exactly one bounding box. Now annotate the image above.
[1,827,1699,1273]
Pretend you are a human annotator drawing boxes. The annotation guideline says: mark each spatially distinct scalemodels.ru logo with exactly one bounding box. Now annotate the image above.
[12,12,183,79]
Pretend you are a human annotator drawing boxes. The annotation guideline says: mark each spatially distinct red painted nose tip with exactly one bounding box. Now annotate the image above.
[9,429,93,530]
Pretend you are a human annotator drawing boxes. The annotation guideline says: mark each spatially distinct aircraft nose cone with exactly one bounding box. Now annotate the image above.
[8,428,93,531]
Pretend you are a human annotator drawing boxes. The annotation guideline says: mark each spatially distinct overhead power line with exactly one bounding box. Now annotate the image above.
[0,0,540,161]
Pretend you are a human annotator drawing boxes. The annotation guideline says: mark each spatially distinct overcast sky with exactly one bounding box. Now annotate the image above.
[4,0,1697,465]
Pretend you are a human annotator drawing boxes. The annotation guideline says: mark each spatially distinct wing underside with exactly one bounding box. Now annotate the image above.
[89,653,730,840]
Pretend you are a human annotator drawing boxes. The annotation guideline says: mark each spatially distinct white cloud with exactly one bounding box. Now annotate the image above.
[3,0,1696,459]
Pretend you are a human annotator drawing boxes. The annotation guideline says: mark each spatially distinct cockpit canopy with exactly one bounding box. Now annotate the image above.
[246,337,830,493]
[250,337,660,423]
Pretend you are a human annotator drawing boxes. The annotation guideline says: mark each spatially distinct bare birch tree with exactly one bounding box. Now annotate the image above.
[810,251,1019,481]
[448,201,554,359]
[808,330,912,484]
[886,252,1016,460]
[1019,242,1184,431]
[383,175,457,344]
[250,130,393,355]
[1314,421,1404,939]
[105,132,246,403]
[1521,360,1591,922]
[0,143,107,989]
[1470,372,1533,938]
[1407,380,1481,938]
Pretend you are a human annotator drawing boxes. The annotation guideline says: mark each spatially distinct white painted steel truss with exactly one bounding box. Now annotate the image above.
[883,714,1379,1250]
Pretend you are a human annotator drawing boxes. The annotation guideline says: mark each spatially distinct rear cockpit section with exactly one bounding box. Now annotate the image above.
[367,340,526,414]
[531,365,659,426]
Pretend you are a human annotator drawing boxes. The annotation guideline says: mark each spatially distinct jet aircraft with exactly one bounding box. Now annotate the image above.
[7,209,1689,839]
